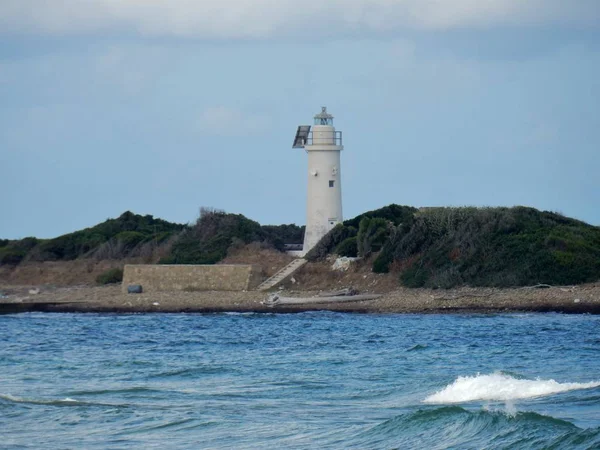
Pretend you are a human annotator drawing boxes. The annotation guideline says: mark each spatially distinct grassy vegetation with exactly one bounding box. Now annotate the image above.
[0,237,40,265]
[161,211,264,264]
[0,212,184,265]
[261,224,305,250]
[377,206,600,288]
[309,204,600,288]
[344,204,417,228]
[160,210,301,265]
[334,237,358,257]
[96,268,124,285]
[4,204,599,289]
[305,224,357,261]
[0,209,303,268]
[357,217,391,258]
[307,204,415,262]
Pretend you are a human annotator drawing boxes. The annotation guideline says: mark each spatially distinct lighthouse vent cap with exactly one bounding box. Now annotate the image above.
[314,106,334,125]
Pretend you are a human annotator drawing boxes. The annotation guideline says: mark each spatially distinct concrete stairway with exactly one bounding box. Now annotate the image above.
[256,258,307,291]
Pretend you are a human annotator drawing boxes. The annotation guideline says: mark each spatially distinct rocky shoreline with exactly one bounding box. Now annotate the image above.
[1,283,599,315]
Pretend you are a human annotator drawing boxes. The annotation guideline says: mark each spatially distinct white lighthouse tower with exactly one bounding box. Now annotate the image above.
[293,107,344,254]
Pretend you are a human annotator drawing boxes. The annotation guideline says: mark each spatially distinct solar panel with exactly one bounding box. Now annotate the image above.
[292,125,311,148]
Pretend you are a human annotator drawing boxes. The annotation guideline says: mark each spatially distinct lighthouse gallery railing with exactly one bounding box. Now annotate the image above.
[304,130,343,146]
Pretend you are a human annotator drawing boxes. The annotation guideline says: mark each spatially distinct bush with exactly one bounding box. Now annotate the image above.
[26,212,184,262]
[96,268,123,285]
[162,211,266,265]
[372,250,392,273]
[0,237,40,265]
[0,248,27,265]
[357,217,390,257]
[344,204,417,228]
[302,204,417,262]
[261,224,305,251]
[305,225,357,261]
[114,231,147,249]
[389,207,600,288]
[335,237,358,257]
[372,221,418,274]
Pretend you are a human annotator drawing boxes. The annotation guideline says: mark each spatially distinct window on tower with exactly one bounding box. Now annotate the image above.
[329,180,335,188]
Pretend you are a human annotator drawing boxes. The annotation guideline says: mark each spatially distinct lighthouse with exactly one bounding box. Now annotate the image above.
[293,107,344,254]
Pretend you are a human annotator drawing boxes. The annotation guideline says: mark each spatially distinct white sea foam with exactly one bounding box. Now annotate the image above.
[423,373,600,404]
[0,393,22,402]
[1,393,80,405]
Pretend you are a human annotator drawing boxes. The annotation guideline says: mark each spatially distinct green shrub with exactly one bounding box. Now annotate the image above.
[37,233,107,260]
[400,264,429,288]
[373,249,392,273]
[162,211,265,265]
[152,231,177,244]
[114,231,147,249]
[389,207,600,288]
[344,204,417,228]
[0,237,40,265]
[96,268,123,285]
[357,217,390,257]
[261,224,305,250]
[0,247,27,265]
[335,237,358,257]
[305,225,357,261]
[32,212,185,261]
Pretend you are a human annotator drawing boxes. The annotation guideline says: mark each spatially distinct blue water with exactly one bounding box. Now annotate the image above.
[1,312,599,449]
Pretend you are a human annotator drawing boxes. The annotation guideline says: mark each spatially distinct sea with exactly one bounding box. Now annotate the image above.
[1,311,599,449]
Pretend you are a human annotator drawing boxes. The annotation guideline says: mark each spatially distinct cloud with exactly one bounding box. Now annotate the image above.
[0,0,598,38]
[196,106,270,136]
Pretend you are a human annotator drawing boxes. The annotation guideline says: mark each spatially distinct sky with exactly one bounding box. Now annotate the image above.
[1,0,599,239]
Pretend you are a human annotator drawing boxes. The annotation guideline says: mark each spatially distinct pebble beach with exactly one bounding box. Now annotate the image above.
[1,283,599,314]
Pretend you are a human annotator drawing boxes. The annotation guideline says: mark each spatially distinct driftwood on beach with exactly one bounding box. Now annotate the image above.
[317,288,359,297]
[263,293,382,307]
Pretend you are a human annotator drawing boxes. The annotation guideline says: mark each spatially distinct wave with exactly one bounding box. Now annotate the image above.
[65,386,163,396]
[407,344,428,352]
[423,372,600,404]
[148,365,231,378]
[0,393,129,408]
[355,406,600,449]
[1,393,86,407]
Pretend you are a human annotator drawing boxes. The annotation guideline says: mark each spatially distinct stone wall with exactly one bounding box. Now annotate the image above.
[122,264,263,293]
